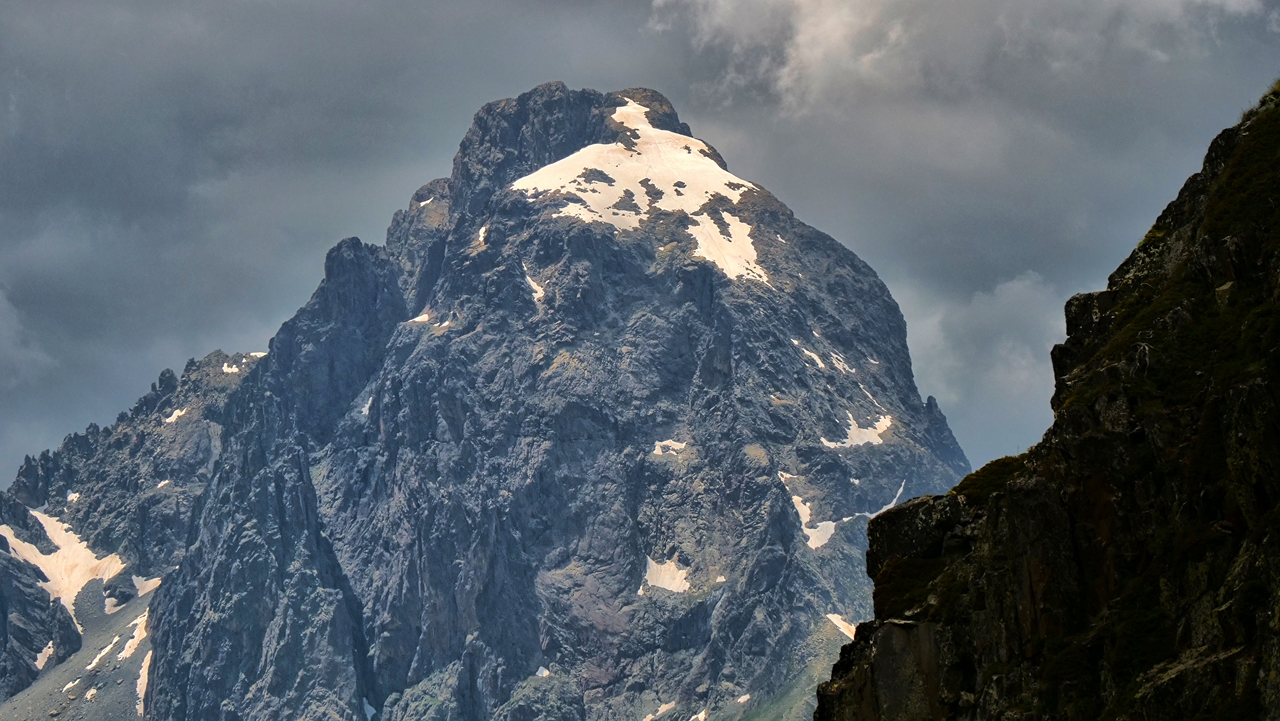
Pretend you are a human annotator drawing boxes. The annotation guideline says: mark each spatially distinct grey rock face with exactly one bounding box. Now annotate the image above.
[1,82,966,720]
[0,351,252,710]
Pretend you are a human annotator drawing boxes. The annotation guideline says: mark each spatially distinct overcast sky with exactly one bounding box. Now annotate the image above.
[1,0,1276,479]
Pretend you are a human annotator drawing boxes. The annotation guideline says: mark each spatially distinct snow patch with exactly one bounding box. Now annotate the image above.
[830,353,853,374]
[249,351,267,358]
[35,641,53,670]
[133,575,162,597]
[800,347,826,369]
[63,678,80,692]
[684,212,770,284]
[643,556,690,593]
[859,384,888,412]
[363,697,377,720]
[361,397,372,416]
[86,687,98,701]
[512,99,768,283]
[737,694,751,703]
[66,492,80,503]
[776,234,787,243]
[222,363,240,374]
[821,412,892,448]
[162,408,186,424]
[715,575,726,583]
[87,635,119,670]
[659,701,676,715]
[156,480,171,489]
[136,650,151,716]
[0,511,127,631]
[525,267,545,302]
[652,439,687,456]
[826,613,857,640]
[852,478,908,520]
[105,597,123,615]
[536,666,550,677]
[690,711,708,721]
[118,609,148,660]
[407,311,432,323]
[791,495,838,549]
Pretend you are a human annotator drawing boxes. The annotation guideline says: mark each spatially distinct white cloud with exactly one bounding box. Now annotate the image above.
[652,0,1266,107]
[898,272,1066,467]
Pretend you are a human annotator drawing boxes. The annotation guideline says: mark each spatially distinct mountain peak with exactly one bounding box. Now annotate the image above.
[1,84,967,721]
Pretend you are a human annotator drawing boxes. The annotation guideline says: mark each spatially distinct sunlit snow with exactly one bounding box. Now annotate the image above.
[66,492,80,503]
[35,641,53,670]
[643,556,690,593]
[737,694,751,703]
[407,311,432,323]
[821,412,892,448]
[800,348,826,369]
[791,495,838,549]
[524,266,546,302]
[86,635,120,670]
[512,99,769,283]
[222,363,240,374]
[0,511,127,630]
[536,666,550,677]
[163,408,187,424]
[249,352,267,358]
[652,439,687,456]
[826,613,857,640]
[63,679,80,692]
[136,650,151,716]
[852,479,908,520]
[156,480,171,489]
[690,711,708,721]
[133,575,162,597]
[830,353,853,375]
[117,609,148,660]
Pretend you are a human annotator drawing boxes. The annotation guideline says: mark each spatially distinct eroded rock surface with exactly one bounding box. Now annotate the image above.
[816,82,1280,720]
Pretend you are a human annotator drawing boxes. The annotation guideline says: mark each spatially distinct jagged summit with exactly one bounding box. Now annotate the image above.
[2,84,966,721]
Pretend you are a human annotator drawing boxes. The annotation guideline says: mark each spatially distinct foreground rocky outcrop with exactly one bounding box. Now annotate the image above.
[1,83,967,720]
[816,81,1280,720]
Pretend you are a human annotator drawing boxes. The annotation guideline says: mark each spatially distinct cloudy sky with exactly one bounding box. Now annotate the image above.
[1,0,1276,479]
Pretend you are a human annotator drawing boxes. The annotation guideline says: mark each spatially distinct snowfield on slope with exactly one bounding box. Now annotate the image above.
[512,99,770,284]
[0,511,127,629]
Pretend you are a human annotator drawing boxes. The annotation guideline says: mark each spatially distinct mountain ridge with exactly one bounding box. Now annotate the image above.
[0,82,966,720]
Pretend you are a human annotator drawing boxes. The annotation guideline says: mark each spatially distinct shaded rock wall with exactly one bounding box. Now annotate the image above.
[816,81,1280,720]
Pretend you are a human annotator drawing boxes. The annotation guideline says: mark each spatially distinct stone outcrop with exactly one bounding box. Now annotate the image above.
[816,81,1280,720]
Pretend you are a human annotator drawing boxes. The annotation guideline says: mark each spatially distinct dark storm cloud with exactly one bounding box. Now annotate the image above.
[648,0,1279,462]
[0,0,1276,477]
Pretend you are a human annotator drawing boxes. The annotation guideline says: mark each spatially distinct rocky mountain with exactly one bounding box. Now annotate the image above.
[0,83,966,720]
[815,81,1280,720]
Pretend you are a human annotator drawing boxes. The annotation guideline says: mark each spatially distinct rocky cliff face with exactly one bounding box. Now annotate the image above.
[0,83,966,720]
[815,82,1280,720]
